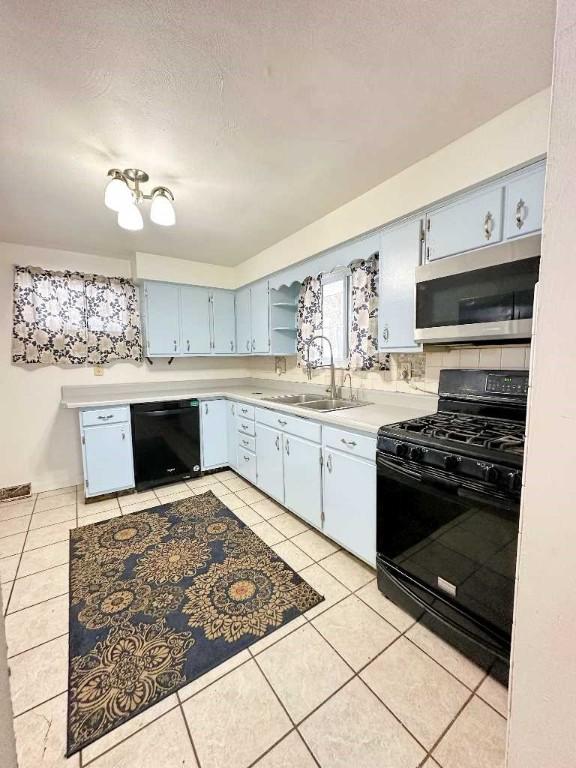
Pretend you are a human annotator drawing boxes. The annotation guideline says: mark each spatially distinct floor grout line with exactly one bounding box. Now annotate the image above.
[4,493,38,614]
[7,630,68,660]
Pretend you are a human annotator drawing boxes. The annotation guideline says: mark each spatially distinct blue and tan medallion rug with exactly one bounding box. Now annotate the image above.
[66,490,323,755]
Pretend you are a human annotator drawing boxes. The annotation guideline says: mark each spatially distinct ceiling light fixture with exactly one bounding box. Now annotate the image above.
[104,168,175,231]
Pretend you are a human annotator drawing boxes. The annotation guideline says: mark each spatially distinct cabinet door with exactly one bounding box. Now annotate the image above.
[504,165,545,240]
[227,401,238,469]
[379,219,422,351]
[200,399,228,470]
[255,423,284,502]
[211,290,236,354]
[180,286,212,355]
[426,185,504,261]
[283,434,322,528]
[144,282,181,356]
[323,450,376,566]
[236,287,252,354]
[82,423,134,497]
[251,281,270,353]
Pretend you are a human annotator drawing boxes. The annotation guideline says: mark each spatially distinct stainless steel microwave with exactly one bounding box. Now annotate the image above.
[414,235,541,343]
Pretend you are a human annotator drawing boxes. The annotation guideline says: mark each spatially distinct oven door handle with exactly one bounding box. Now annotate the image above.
[133,407,194,417]
[377,455,460,492]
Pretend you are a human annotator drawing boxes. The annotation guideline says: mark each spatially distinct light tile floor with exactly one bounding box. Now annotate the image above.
[0,471,509,768]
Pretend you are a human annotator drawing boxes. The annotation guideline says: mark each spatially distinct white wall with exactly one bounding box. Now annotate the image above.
[237,89,550,285]
[134,251,236,289]
[0,243,251,493]
[507,2,576,765]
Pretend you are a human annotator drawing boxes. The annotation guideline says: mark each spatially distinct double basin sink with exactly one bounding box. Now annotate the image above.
[260,393,371,412]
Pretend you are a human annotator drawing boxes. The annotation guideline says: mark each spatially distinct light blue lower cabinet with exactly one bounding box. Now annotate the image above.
[322,448,376,566]
[200,399,228,470]
[226,401,238,470]
[255,423,284,502]
[81,420,135,498]
[283,434,322,528]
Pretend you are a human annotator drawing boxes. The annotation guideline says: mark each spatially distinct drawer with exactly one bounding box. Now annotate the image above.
[236,403,255,420]
[237,417,256,437]
[323,425,376,462]
[81,405,130,427]
[238,434,256,453]
[255,407,321,443]
[236,448,257,484]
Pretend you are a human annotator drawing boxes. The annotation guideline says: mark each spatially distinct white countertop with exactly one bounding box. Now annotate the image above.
[61,379,437,435]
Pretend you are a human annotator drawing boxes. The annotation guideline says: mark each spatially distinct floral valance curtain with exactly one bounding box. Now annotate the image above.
[296,276,323,368]
[348,254,381,371]
[12,266,142,366]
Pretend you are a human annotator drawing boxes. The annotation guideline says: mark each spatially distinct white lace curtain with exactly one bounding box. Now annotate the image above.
[12,266,142,366]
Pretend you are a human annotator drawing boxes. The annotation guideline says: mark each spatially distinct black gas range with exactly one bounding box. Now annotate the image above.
[376,368,528,661]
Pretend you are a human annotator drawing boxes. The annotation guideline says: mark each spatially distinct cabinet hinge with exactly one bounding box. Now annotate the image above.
[85,479,89,488]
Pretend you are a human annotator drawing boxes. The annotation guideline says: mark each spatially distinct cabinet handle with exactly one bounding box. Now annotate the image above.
[242,439,250,447]
[243,454,250,462]
[231,405,235,416]
[246,340,250,352]
[327,453,333,473]
[381,326,389,342]
[275,435,280,451]
[241,423,249,431]
[230,340,234,351]
[251,339,256,352]
[241,407,248,414]
[174,339,177,351]
[97,414,114,420]
[121,432,125,440]
[186,340,190,352]
[205,403,209,415]
[341,438,357,448]
[515,198,526,229]
[484,211,494,240]
[278,419,287,426]
[285,438,290,455]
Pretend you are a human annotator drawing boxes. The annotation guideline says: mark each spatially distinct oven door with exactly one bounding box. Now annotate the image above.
[376,453,519,657]
[415,249,540,343]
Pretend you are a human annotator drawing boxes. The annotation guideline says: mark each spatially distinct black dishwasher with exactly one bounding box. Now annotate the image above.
[131,400,201,491]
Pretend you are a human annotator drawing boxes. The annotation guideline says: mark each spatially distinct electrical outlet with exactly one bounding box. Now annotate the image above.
[93,365,104,377]
[274,356,287,375]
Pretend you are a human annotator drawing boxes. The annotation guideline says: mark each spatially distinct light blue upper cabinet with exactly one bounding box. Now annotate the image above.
[426,184,504,261]
[251,280,271,353]
[211,290,236,354]
[143,282,181,356]
[235,286,252,354]
[180,285,212,355]
[200,399,228,470]
[504,163,546,240]
[378,218,422,351]
[255,423,284,502]
[283,434,322,528]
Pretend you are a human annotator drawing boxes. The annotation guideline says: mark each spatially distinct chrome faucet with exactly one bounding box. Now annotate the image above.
[306,335,338,400]
[342,372,356,401]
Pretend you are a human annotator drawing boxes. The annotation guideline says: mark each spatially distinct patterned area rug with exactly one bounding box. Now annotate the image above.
[67,490,323,755]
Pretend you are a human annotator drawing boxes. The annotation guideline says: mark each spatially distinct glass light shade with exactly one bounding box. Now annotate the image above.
[104,177,133,212]
[117,202,144,231]
[150,192,176,226]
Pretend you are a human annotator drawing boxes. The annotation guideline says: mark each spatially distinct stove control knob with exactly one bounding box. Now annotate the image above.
[409,446,425,462]
[395,443,409,458]
[444,455,459,471]
[507,471,522,493]
[483,465,499,483]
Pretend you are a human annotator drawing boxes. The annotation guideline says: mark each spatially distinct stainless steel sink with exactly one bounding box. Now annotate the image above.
[298,398,372,412]
[261,393,325,405]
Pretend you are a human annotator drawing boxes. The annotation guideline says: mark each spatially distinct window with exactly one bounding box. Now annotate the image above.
[320,271,349,365]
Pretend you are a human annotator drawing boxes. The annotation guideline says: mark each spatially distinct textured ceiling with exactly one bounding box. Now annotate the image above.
[0,1,555,265]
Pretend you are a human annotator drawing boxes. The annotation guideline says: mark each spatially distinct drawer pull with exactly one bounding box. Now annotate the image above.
[97,414,114,420]
[241,423,249,431]
[243,455,250,462]
[242,439,250,447]
[341,439,357,448]
[241,407,249,414]
[278,419,287,426]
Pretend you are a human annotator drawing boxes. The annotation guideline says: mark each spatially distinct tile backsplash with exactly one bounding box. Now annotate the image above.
[248,343,530,397]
